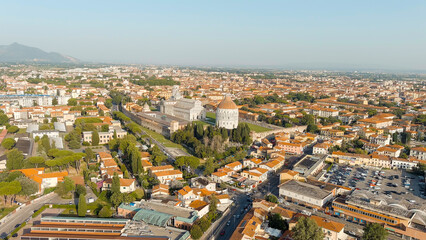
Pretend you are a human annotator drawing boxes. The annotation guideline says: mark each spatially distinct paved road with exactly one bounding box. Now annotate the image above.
[0,193,62,238]
[0,191,89,239]
[212,192,251,240]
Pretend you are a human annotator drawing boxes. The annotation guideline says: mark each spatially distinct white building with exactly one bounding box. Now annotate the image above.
[279,180,334,208]
[391,159,418,170]
[411,147,426,160]
[159,86,206,121]
[32,130,60,139]
[369,134,390,147]
[216,95,238,129]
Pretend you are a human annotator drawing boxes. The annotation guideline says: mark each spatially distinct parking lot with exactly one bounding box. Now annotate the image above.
[324,164,425,203]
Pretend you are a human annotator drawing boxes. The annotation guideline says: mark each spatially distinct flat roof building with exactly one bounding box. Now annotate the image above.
[278,179,334,209]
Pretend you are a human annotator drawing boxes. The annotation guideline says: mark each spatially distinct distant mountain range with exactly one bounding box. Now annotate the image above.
[0,43,79,63]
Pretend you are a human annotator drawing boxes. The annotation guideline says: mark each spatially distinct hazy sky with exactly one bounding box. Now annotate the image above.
[1,0,426,70]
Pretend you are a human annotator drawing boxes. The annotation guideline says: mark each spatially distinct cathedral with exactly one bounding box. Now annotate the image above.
[159,86,206,121]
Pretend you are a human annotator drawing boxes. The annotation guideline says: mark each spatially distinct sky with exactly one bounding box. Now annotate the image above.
[1,0,426,71]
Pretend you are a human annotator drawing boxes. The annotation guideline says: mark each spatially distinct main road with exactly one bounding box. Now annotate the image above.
[0,185,97,239]
[208,192,251,240]
[0,193,65,238]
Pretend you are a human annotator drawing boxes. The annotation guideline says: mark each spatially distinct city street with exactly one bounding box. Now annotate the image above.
[212,192,251,240]
[0,189,97,239]
[0,193,63,238]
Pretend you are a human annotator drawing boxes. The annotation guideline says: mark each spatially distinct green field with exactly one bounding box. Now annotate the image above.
[244,122,271,133]
[206,112,216,119]
[0,206,17,220]
[139,125,187,150]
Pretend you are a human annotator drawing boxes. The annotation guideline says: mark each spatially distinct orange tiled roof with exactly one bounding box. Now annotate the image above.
[225,161,242,169]
[153,170,183,177]
[120,178,135,187]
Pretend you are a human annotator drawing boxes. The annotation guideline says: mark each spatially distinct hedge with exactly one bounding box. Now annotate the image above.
[6,222,26,239]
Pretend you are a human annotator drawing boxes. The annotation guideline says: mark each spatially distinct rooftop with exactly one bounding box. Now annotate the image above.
[279,180,333,201]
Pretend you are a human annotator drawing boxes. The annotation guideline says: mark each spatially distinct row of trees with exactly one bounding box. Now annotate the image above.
[190,195,219,239]
[130,76,179,86]
[109,134,143,176]
[171,122,250,158]
[0,171,38,205]
[65,127,82,149]
[234,94,288,107]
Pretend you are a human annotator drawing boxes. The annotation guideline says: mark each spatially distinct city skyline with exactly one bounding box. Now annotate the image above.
[1,1,426,71]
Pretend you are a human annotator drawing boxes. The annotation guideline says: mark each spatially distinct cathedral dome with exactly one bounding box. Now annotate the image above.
[217,95,237,110]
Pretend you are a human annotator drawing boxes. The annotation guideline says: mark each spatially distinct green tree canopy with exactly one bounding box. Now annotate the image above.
[130,188,145,200]
[111,172,120,194]
[98,206,112,218]
[203,158,215,176]
[55,177,75,198]
[28,156,45,168]
[265,194,278,203]
[84,148,94,162]
[69,140,81,149]
[17,176,39,197]
[75,184,87,197]
[190,224,203,239]
[68,98,78,106]
[0,180,22,205]
[292,216,324,240]
[1,138,16,150]
[362,223,388,240]
[6,148,25,170]
[92,130,100,146]
[150,145,167,166]
[7,125,19,133]
[0,112,9,125]
[78,194,87,217]
[269,213,288,231]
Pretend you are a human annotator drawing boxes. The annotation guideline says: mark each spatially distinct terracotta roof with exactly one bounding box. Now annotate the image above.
[412,147,426,152]
[215,194,229,199]
[310,215,345,232]
[212,172,227,177]
[150,165,174,172]
[120,178,135,187]
[98,152,113,160]
[153,170,183,177]
[225,161,242,169]
[189,200,208,210]
[141,160,153,167]
[217,95,238,109]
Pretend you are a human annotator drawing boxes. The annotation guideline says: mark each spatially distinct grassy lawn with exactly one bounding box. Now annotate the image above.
[0,206,18,220]
[244,122,271,133]
[17,128,27,134]
[139,125,187,150]
[206,112,216,119]
[194,120,211,126]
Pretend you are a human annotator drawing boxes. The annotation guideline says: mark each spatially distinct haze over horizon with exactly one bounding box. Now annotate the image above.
[1,0,426,71]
